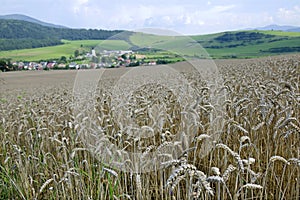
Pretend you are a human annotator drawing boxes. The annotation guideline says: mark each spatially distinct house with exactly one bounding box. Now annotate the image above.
[125,59,131,65]
[148,61,157,66]
[79,64,90,69]
[85,53,93,58]
[120,50,133,55]
[37,64,43,70]
[40,62,48,68]
[58,64,66,69]
[90,63,96,69]
[47,62,56,69]
[117,57,124,62]
[18,62,24,70]
[136,54,146,59]
[28,62,37,70]
[69,62,77,69]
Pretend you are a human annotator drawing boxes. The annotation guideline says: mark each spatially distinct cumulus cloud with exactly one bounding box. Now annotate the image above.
[210,5,236,13]
[276,6,300,25]
[0,0,300,34]
[139,4,237,33]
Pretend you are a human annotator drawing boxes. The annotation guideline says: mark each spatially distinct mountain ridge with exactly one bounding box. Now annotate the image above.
[250,24,300,32]
[0,14,67,29]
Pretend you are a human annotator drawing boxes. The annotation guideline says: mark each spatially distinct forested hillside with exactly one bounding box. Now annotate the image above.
[0,19,126,50]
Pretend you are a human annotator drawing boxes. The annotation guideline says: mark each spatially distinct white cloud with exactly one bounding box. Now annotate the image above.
[276,6,300,25]
[210,5,236,13]
[1,0,300,34]
[135,4,237,33]
[76,0,89,5]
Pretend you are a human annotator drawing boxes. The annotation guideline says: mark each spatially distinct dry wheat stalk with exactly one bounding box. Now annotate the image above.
[39,178,53,194]
[103,167,118,177]
[216,143,244,172]
[222,164,236,182]
[269,156,290,165]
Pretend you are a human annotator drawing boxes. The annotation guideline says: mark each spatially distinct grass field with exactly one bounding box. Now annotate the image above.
[257,30,300,37]
[205,37,300,58]
[0,30,300,61]
[0,40,131,61]
[130,31,300,59]
[0,40,100,61]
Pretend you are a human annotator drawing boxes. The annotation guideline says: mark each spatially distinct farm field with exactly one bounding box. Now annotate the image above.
[0,54,299,199]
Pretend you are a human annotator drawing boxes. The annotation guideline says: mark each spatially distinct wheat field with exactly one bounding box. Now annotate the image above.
[0,55,299,199]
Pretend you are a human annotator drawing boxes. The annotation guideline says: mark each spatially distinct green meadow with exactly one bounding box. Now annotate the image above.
[0,40,131,61]
[256,30,300,37]
[0,30,300,61]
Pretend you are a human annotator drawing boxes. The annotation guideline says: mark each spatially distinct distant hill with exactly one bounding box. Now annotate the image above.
[1,30,300,61]
[287,27,300,32]
[0,14,300,59]
[252,24,300,32]
[0,18,128,51]
[0,14,67,28]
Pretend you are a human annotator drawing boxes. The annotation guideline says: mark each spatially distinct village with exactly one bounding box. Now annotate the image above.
[11,49,161,71]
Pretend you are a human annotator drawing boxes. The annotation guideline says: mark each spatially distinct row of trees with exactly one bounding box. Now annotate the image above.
[0,38,62,51]
[215,32,274,43]
[0,59,14,72]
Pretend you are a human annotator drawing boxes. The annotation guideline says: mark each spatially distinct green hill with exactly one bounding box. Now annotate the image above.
[0,19,127,51]
[0,14,67,28]
[193,31,300,58]
[0,40,131,61]
[128,31,300,59]
[0,16,300,61]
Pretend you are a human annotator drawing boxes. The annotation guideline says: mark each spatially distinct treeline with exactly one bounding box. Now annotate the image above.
[215,32,274,43]
[0,38,62,51]
[202,32,290,49]
[0,59,14,72]
[0,19,127,50]
[261,47,300,53]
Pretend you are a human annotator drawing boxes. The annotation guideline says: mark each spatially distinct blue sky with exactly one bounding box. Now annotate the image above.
[1,0,300,34]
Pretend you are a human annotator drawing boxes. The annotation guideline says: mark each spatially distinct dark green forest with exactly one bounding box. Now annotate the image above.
[0,19,127,50]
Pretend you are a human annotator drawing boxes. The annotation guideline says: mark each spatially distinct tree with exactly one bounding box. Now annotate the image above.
[0,60,8,72]
[74,50,80,58]
[129,54,136,60]
[121,54,127,60]
[101,56,110,63]
[59,56,67,63]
